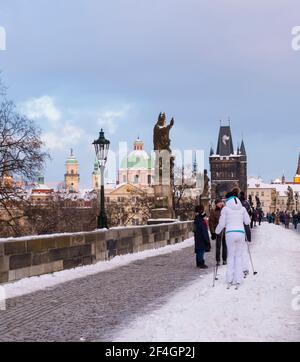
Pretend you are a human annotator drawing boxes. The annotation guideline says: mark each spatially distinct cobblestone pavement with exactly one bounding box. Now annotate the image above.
[0,245,216,342]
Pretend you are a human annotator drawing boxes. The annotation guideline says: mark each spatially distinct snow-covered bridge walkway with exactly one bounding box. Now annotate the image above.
[0,237,212,341]
[0,223,299,342]
[114,223,300,342]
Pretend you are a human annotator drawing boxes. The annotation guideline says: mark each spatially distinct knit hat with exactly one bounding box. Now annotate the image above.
[225,191,235,199]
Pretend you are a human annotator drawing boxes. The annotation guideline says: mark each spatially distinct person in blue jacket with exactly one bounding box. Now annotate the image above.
[194,204,211,269]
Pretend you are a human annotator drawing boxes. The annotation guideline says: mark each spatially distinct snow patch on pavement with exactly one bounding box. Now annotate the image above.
[3,238,194,299]
[113,223,300,342]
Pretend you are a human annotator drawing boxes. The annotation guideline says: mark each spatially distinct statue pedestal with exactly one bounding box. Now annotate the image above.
[147,185,177,225]
[288,202,295,212]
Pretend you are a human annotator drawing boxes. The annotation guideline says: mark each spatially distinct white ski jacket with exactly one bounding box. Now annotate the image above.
[215,196,251,235]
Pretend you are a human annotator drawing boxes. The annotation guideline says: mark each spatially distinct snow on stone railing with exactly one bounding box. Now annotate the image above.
[0,221,194,284]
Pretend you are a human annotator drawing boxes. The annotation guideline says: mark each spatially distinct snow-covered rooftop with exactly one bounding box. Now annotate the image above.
[247,177,300,196]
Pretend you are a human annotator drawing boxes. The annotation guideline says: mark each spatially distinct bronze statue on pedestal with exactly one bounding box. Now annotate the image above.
[148,112,176,224]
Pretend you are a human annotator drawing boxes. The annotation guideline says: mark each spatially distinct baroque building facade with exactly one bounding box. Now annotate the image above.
[247,151,300,213]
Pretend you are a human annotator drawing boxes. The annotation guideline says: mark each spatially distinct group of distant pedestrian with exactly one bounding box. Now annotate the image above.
[268,210,300,230]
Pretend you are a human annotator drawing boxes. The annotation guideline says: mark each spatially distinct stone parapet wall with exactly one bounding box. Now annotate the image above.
[0,221,193,284]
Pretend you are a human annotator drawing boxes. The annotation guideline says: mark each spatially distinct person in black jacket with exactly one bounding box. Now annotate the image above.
[209,198,227,266]
[194,204,211,269]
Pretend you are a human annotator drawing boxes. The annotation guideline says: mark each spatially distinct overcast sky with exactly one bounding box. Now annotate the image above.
[0,0,299,188]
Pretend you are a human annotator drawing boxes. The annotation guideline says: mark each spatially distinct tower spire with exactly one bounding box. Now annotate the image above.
[192,152,198,176]
[282,170,286,184]
[240,139,246,156]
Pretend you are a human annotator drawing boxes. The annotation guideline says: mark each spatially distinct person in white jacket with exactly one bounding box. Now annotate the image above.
[215,193,251,288]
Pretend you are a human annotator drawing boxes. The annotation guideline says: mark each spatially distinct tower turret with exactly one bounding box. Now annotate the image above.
[64,149,80,192]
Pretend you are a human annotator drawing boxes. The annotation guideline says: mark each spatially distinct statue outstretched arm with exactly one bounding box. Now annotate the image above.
[168,117,174,129]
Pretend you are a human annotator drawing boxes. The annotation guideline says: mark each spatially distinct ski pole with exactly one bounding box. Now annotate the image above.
[212,264,219,287]
[212,230,223,287]
[212,266,216,287]
[247,242,258,275]
[215,264,219,280]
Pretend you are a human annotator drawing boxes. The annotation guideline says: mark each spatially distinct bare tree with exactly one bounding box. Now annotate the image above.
[106,188,154,227]
[106,200,132,227]
[173,165,197,219]
[23,196,98,235]
[0,192,98,237]
[0,77,49,235]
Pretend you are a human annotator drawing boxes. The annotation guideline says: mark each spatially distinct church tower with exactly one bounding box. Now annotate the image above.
[92,158,100,190]
[209,123,247,201]
[64,149,79,193]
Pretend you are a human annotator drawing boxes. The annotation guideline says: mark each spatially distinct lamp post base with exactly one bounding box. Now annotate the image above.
[97,213,108,229]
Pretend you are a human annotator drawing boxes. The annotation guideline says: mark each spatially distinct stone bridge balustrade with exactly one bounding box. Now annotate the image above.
[0,221,193,284]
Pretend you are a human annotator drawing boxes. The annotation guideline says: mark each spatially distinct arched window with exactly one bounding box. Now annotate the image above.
[134,175,139,184]
[148,175,152,185]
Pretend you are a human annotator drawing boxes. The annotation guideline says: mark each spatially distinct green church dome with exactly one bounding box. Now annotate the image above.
[121,150,154,170]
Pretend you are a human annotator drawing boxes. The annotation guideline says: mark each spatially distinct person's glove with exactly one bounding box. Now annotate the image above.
[211,233,216,240]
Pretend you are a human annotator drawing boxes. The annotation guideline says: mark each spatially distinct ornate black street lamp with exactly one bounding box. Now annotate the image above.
[93,129,110,229]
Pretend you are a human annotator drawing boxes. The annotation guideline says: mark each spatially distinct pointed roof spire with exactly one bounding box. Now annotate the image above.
[210,146,214,156]
[193,152,198,176]
[240,139,246,156]
[216,124,234,156]
[282,170,286,184]
[66,148,78,164]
